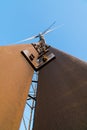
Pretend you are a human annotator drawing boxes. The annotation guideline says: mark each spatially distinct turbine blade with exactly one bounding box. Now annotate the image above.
[15,23,64,43]
[41,21,56,35]
[44,24,64,35]
[16,35,39,43]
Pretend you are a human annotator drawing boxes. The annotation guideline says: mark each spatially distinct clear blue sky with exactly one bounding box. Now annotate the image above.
[0,0,87,61]
[0,1,87,130]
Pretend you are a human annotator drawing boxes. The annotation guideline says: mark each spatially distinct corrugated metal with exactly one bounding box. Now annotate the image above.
[33,47,87,130]
[0,44,38,130]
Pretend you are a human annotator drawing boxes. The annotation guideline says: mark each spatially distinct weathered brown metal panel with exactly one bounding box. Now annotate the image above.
[0,44,38,130]
[33,47,87,130]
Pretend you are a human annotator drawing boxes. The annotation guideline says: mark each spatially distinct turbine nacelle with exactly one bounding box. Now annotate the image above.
[20,22,64,71]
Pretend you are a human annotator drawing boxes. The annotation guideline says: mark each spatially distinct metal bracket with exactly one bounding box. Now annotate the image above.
[21,50,55,71]
[21,43,56,71]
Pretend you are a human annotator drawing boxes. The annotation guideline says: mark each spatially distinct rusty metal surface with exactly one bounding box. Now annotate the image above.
[33,47,87,130]
[0,44,38,130]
